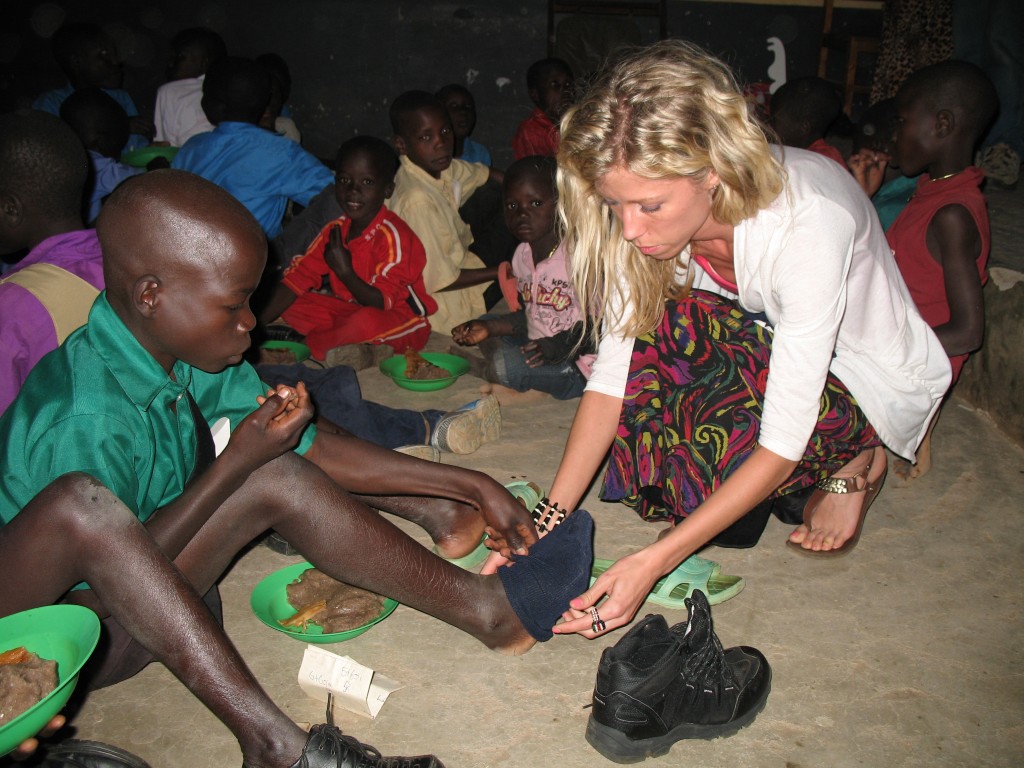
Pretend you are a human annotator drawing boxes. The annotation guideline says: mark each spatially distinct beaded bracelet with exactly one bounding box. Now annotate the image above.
[531,496,566,533]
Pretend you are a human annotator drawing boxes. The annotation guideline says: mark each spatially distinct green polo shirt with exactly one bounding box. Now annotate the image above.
[0,292,316,526]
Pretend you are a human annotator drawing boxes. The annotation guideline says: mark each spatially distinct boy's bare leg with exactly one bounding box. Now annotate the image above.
[164,452,540,654]
[893,410,938,481]
[0,474,312,768]
[354,495,486,559]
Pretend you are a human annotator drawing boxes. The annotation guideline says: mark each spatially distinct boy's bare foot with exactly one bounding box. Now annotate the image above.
[479,382,550,406]
[892,433,932,481]
[788,446,887,552]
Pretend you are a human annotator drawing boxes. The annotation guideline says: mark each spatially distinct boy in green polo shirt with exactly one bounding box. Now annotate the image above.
[0,170,593,767]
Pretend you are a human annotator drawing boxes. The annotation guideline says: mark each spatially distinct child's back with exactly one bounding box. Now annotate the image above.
[171,56,333,238]
[154,27,226,146]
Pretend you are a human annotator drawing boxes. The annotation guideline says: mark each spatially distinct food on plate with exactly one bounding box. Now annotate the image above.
[281,569,386,633]
[0,647,58,724]
[402,348,450,380]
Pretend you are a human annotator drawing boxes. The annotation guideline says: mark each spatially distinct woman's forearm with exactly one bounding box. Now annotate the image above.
[547,390,622,511]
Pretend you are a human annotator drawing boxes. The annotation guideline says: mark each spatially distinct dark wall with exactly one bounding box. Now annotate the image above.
[2,1,881,167]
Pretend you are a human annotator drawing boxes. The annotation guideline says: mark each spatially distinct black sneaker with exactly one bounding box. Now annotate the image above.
[41,740,153,767]
[290,724,444,768]
[586,591,771,763]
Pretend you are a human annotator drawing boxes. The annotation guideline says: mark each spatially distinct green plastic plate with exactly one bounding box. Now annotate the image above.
[250,562,397,644]
[0,605,100,757]
[378,352,470,391]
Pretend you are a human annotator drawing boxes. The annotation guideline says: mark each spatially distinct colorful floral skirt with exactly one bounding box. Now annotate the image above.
[601,291,880,523]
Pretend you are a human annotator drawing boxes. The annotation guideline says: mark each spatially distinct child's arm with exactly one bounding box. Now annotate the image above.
[439,263,501,291]
[323,225,384,309]
[926,204,986,357]
[451,313,521,346]
[259,281,299,325]
[144,384,313,557]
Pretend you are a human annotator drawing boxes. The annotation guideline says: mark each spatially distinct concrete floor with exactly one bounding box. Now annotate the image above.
[41,186,1024,767]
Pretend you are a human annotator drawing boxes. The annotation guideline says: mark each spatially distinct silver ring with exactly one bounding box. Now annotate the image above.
[590,607,606,633]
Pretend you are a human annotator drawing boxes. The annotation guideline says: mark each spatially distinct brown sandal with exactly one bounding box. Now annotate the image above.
[786,450,886,557]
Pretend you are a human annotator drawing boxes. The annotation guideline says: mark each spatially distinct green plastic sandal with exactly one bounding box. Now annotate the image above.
[590,554,744,608]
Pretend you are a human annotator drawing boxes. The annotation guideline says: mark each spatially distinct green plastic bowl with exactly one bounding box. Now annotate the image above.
[0,605,101,757]
[120,145,179,168]
[378,352,470,392]
[259,340,311,363]
[250,562,398,644]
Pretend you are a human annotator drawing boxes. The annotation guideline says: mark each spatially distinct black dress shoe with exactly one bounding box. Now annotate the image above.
[290,724,444,768]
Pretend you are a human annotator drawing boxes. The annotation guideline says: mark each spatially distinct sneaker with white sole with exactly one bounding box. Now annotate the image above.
[394,444,441,462]
[430,395,500,454]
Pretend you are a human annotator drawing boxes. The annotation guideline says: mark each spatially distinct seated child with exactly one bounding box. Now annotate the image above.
[260,136,437,358]
[511,57,573,160]
[387,90,503,335]
[769,76,845,165]
[0,112,102,414]
[885,60,998,479]
[171,56,333,237]
[153,27,226,146]
[33,22,154,151]
[847,98,918,231]
[256,52,301,143]
[0,170,594,766]
[437,83,491,165]
[59,87,144,222]
[452,156,594,400]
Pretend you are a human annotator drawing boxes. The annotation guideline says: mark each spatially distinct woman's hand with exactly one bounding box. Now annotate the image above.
[451,320,490,346]
[224,382,313,470]
[554,550,661,638]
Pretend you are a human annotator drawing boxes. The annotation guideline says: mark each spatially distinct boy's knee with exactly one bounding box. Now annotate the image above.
[35,473,135,535]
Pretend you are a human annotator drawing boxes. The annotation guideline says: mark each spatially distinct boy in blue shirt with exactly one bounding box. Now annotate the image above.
[0,171,592,767]
[172,56,333,238]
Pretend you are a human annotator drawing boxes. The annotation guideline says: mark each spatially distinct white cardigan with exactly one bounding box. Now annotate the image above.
[585,148,950,461]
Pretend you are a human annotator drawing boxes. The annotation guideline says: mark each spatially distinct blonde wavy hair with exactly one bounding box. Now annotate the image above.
[557,39,785,340]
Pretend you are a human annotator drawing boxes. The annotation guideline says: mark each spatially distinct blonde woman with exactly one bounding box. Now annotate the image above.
[535,41,950,639]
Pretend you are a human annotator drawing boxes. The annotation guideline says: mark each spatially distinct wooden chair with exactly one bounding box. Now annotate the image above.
[817,0,882,115]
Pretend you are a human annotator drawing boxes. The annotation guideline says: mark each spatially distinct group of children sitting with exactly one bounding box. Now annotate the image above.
[0,18,1003,766]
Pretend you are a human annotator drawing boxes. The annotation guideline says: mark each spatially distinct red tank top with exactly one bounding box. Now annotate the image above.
[886,167,989,382]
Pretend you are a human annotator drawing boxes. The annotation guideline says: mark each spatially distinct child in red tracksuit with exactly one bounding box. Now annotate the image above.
[262,136,436,359]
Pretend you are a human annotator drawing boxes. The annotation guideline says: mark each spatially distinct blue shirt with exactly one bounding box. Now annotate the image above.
[459,137,492,167]
[87,151,143,223]
[172,121,334,238]
[34,84,148,151]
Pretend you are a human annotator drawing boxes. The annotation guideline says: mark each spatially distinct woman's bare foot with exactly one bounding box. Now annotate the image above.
[788,446,887,552]
[479,382,550,406]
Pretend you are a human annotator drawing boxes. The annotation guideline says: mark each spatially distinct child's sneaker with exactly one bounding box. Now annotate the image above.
[394,444,442,462]
[430,395,500,454]
[585,591,771,763]
[979,142,1020,190]
[287,724,444,767]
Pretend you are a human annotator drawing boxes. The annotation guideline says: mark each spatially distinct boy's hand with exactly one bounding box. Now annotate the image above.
[324,225,354,277]
[847,149,889,198]
[227,382,313,469]
[10,714,65,761]
[451,320,490,346]
[521,340,545,368]
[479,484,538,557]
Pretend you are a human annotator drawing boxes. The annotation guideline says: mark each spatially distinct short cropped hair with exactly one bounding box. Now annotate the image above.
[557,40,785,339]
[335,136,399,181]
[771,77,842,140]
[203,57,272,123]
[0,110,88,220]
[389,90,446,137]
[526,58,573,91]
[171,27,227,63]
[435,83,473,103]
[51,22,107,77]
[504,155,557,195]
[899,60,998,143]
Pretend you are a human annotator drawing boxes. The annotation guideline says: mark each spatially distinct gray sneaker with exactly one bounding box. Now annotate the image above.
[430,395,500,454]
